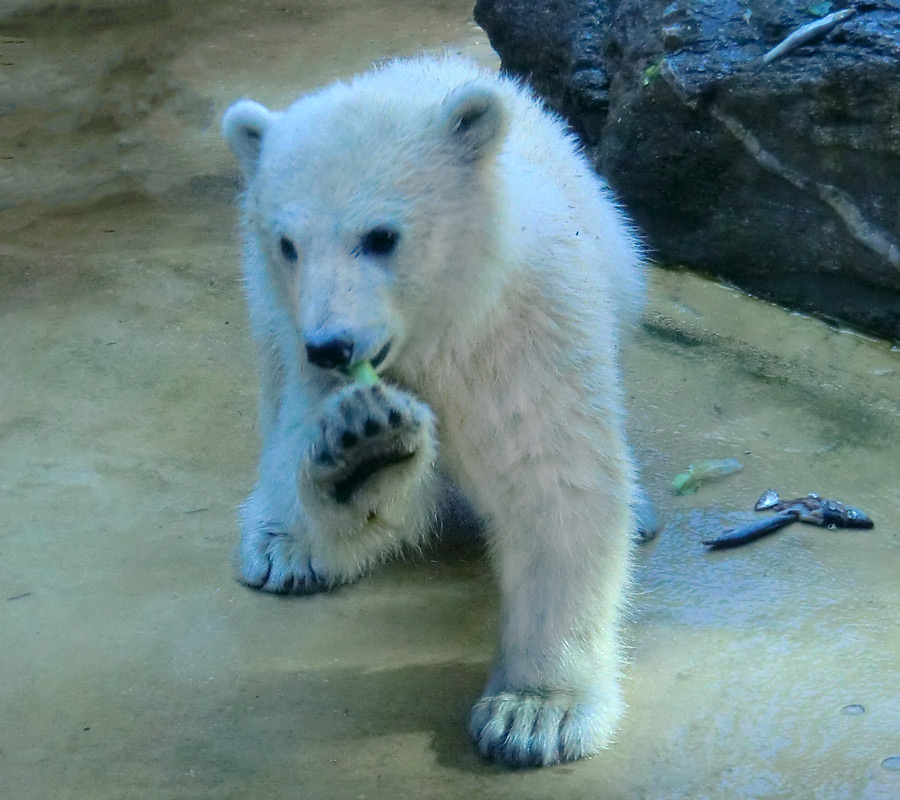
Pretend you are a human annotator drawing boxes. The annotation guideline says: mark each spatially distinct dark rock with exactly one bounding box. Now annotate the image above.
[475,0,900,340]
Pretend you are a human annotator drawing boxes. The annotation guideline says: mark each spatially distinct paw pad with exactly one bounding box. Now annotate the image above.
[363,418,382,436]
[309,382,432,503]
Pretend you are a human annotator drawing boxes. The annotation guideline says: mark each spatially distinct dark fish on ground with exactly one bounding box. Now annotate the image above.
[704,490,874,550]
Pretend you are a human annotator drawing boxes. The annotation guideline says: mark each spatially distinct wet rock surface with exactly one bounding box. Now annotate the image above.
[474,0,900,340]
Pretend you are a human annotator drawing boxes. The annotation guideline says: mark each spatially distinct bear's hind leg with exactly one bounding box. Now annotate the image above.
[632,483,661,543]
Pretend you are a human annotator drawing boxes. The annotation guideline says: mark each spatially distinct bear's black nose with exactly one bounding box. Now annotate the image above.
[306,337,354,370]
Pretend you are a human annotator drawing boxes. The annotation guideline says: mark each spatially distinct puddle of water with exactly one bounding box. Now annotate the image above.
[1,3,899,800]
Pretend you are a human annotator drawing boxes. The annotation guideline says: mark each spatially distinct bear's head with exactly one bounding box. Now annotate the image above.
[222,68,510,375]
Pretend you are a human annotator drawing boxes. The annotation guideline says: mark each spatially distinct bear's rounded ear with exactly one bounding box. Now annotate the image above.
[222,99,272,176]
[437,83,508,163]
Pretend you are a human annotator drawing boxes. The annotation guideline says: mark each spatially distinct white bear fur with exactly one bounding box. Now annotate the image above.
[222,55,646,767]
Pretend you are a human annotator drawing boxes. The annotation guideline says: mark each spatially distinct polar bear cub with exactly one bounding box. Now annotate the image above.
[222,54,646,767]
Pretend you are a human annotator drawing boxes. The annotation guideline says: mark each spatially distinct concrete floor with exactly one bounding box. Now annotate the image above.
[2,3,900,798]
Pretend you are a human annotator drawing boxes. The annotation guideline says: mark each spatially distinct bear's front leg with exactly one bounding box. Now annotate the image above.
[238,381,437,593]
[467,441,634,767]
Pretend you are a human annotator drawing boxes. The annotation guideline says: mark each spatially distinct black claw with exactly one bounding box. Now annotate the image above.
[255,557,272,589]
[295,574,332,595]
[363,418,381,436]
[388,409,402,427]
[340,431,359,448]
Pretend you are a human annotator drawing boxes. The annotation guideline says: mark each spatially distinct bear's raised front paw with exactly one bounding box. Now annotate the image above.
[237,524,335,595]
[469,689,618,767]
[309,382,433,504]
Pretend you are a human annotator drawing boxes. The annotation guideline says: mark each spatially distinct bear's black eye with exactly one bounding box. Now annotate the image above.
[279,236,298,263]
[359,226,400,257]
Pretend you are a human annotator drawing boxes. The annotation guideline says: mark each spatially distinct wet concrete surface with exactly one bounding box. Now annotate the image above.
[2,2,899,798]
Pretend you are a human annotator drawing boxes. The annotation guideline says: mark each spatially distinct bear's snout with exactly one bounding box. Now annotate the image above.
[305,336,354,370]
